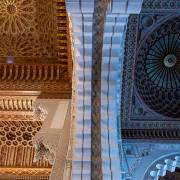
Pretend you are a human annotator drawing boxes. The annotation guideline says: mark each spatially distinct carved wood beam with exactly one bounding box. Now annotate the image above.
[0,91,40,119]
[0,167,51,176]
[0,64,68,81]
[0,65,71,98]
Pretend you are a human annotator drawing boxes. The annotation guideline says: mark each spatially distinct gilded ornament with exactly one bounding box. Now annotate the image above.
[0,0,35,34]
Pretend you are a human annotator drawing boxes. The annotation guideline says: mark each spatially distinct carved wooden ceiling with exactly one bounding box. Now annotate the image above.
[0,0,72,99]
[0,91,52,179]
[0,0,70,179]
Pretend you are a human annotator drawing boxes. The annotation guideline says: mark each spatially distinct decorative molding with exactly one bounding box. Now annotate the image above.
[142,0,180,13]
[0,64,68,81]
[0,91,41,119]
[0,79,71,99]
[0,167,51,176]
[65,1,94,179]
[0,91,50,121]
[121,15,139,124]
[0,176,49,180]
[0,96,37,112]
[0,114,35,121]
[122,121,180,130]
[122,129,180,140]
[0,0,72,99]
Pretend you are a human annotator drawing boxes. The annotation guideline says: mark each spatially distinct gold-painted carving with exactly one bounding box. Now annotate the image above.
[0,0,69,61]
[0,167,51,176]
[0,0,35,34]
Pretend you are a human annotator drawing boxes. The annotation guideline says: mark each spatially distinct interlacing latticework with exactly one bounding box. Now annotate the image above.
[0,168,51,176]
[0,0,55,57]
[0,0,36,34]
[0,121,41,148]
[0,0,69,60]
[0,121,50,169]
[0,0,71,99]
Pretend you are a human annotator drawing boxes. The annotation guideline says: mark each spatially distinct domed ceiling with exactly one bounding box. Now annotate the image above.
[135,15,180,118]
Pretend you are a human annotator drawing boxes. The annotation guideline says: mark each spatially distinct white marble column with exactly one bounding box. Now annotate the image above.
[66,2,94,179]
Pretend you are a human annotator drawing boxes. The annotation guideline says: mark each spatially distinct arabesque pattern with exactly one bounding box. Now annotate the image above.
[0,0,36,34]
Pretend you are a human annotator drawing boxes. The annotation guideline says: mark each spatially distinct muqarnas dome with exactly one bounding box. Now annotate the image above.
[135,15,180,118]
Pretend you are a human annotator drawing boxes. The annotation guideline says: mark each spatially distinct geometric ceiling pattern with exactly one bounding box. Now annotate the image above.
[0,0,69,179]
[0,0,57,58]
[0,121,52,179]
[0,0,72,99]
[121,10,180,141]
[135,15,180,118]
[0,91,52,179]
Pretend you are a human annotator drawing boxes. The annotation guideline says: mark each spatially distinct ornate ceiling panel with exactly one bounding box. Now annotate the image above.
[0,0,64,60]
[135,16,180,118]
[0,121,41,151]
[0,120,52,178]
[0,91,52,178]
[0,0,72,99]
[121,11,180,138]
[0,0,54,57]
